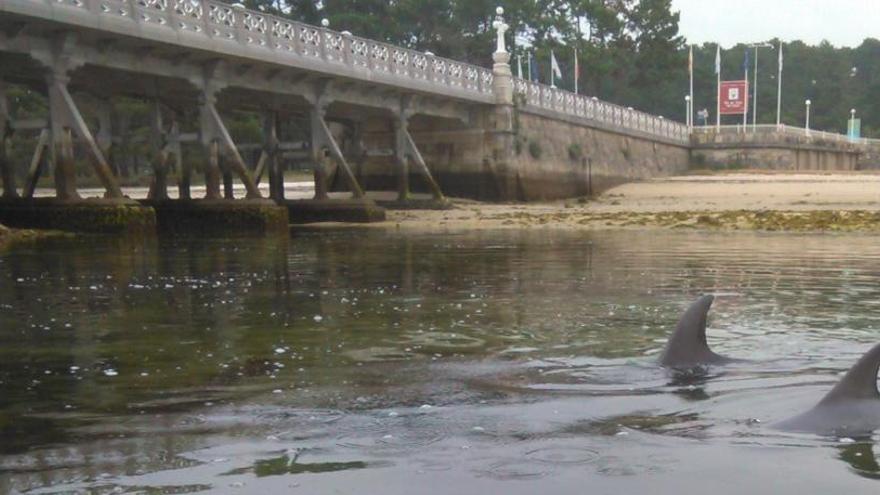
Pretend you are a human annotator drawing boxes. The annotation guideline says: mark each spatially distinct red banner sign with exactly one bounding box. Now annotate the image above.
[719,80,748,115]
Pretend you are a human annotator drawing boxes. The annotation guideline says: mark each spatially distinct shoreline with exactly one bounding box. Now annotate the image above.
[8,172,880,236]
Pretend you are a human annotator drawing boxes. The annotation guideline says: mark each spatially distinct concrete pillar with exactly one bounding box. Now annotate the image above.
[46,70,80,200]
[148,100,170,200]
[0,81,17,198]
[263,112,284,201]
[393,116,410,201]
[310,107,330,200]
[489,19,517,201]
[198,91,222,200]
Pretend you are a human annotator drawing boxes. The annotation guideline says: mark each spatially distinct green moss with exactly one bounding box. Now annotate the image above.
[0,200,155,235]
[147,200,289,236]
[528,140,542,159]
[568,143,583,161]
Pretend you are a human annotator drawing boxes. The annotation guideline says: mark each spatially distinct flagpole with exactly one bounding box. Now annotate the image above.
[716,45,721,130]
[743,56,748,127]
[550,49,555,88]
[776,42,783,127]
[689,45,694,127]
[574,47,579,94]
[527,53,532,82]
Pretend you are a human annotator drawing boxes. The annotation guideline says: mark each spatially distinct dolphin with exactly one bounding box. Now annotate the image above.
[658,295,733,368]
[775,342,880,435]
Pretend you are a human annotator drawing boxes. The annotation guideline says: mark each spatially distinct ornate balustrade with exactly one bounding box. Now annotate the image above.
[513,78,689,145]
[14,0,494,99]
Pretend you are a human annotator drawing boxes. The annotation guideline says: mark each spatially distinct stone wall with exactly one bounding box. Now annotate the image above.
[355,108,690,201]
[691,131,861,171]
[506,110,690,200]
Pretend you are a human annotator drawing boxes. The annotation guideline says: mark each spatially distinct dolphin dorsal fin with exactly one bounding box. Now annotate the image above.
[818,343,880,405]
[659,295,718,367]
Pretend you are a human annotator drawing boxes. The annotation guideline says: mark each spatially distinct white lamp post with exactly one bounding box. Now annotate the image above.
[685,95,692,128]
[805,99,811,134]
[321,18,329,28]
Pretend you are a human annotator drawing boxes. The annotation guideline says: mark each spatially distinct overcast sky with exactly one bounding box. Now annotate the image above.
[672,0,880,48]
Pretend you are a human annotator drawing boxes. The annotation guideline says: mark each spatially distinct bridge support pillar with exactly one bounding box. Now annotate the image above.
[393,98,444,201]
[309,102,364,200]
[0,81,17,198]
[45,69,123,200]
[147,100,181,201]
[197,88,262,200]
[264,112,284,201]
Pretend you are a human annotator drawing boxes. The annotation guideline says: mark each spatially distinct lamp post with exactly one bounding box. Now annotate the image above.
[805,99,811,134]
[685,95,692,129]
[747,43,773,129]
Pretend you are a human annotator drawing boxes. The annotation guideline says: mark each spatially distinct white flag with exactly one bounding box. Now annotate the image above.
[714,45,721,75]
[551,50,562,79]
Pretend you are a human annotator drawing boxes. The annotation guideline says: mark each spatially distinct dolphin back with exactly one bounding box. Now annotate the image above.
[775,342,880,434]
[817,342,880,405]
[659,295,724,367]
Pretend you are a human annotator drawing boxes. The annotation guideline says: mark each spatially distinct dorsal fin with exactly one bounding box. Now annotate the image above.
[818,342,880,405]
[659,295,721,367]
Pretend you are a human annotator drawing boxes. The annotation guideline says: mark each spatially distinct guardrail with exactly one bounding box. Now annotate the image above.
[513,78,690,144]
[12,0,699,145]
[692,124,880,146]
[21,0,494,99]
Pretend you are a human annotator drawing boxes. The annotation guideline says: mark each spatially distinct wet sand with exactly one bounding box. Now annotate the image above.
[380,173,880,232]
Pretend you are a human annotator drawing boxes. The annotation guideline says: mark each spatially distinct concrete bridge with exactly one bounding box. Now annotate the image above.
[0,0,874,233]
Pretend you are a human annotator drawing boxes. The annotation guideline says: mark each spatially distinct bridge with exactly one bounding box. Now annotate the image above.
[0,0,873,233]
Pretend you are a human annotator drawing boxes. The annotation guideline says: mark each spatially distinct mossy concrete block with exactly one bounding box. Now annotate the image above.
[0,198,155,235]
[142,199,289,236]
[375,198,454,210]
[285,199,386,224]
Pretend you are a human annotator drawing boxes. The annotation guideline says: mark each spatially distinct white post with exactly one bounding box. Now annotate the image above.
[743,64,748,127]
[776,42,783,127]
[753,46,758,129]
[805,99,811,135]
[689,45,694,129]
[685,95,691,129]
[715,46,721,130]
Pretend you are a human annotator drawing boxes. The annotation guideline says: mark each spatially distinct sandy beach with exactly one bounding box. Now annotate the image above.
[379,172,880,232]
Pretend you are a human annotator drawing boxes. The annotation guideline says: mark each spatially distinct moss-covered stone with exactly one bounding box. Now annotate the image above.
[143,199,289,236]
[285,199,386,224]
[0,198,155,235]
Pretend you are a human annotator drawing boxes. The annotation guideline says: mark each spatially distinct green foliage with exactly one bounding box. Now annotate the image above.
[528,139,542,159]
[567,143,583,161]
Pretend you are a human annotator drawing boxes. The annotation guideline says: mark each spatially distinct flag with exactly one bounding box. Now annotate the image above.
[529,52,539,82]
[714,45,721,75]
[688,45,693,73]
[517,54,523,79]
[550,50,562,80]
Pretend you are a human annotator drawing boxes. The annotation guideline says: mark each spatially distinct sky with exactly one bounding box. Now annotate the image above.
[672,0,880,48]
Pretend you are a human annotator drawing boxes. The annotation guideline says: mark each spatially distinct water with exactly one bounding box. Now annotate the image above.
[2,229,880,493]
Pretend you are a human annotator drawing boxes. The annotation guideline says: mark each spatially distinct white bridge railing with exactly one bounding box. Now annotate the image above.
[12,0,696,144]
[692,124,880,146]
[30,0,495,98]
[513,78,690,144]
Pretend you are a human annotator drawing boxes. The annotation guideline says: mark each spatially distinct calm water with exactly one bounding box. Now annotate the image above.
[3,228,880,494]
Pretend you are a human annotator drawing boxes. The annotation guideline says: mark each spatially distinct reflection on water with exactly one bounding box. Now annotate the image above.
[2,229,880,493]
